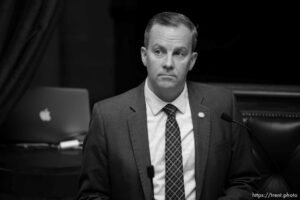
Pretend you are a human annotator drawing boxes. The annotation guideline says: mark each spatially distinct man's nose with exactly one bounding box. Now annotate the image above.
[163,54,173,69]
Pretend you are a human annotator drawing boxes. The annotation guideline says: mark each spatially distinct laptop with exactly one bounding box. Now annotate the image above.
[1,86,90,147]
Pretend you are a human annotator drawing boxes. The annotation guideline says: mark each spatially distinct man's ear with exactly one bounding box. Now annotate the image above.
[188,52,198,71]
[141,47,147,67]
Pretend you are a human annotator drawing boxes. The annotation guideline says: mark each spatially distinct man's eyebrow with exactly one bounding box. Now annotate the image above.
[151,44,187,50]
[151,44,164,48]
[174,47,188,52]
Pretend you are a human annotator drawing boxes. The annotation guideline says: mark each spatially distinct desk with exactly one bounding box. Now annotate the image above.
[0,147,82,199]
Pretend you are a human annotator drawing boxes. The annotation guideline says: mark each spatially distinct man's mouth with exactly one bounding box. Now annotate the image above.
[159,74,176,78]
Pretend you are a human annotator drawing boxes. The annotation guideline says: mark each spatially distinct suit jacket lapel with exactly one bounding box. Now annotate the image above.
[127,83,152,200]
[188,82,211,200]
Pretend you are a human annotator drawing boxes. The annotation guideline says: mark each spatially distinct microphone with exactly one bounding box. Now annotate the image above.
[220,112,280,172]
[147,165,155,200]
[220,113,252,133]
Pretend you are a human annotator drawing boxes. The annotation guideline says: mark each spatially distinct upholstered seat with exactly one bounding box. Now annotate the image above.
[244,115,300,194]
[223,83,300,196]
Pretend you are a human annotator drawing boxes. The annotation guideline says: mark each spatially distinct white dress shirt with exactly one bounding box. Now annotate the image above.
[144,79,196,200]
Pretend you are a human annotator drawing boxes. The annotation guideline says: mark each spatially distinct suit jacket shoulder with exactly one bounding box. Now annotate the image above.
[188,81,232,99]
[187,81,234,112]
[93,83,144,114]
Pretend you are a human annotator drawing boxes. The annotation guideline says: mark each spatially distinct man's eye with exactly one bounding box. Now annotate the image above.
[175,51,186,57]
[154,49,162,55]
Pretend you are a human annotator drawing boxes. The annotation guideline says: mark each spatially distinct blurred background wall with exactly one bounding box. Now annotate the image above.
[31,0,297,106]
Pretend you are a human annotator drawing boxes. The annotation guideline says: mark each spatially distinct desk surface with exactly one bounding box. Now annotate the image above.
[0,147,82,198]
[0,147,82,171]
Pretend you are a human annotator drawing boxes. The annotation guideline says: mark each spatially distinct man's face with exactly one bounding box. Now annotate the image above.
[141,24,198,100]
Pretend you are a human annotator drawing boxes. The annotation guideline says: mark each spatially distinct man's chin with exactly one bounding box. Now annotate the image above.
[157,80,177,89]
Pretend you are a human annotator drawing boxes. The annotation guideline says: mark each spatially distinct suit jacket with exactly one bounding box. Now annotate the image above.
[77,82,259,200]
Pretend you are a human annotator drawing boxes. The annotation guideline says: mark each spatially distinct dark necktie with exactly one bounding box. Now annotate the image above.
[163,104,185,200]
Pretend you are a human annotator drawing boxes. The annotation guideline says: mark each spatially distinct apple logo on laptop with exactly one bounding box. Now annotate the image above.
[39,108,51,122]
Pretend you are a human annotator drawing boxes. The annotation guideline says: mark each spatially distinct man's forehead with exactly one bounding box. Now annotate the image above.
[148,24,193,48]
[149,23,191,34]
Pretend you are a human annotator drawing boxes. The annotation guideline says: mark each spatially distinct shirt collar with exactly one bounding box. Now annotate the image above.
[144,78,188,116]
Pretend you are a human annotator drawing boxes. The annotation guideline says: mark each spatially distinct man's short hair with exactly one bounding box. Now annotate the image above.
[144,12,198,51]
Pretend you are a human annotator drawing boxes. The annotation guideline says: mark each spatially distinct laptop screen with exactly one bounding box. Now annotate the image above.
[1,86,90,145]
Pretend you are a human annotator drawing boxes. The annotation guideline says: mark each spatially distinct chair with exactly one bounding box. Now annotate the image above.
[230,84,300,195]
[245,116,300,194]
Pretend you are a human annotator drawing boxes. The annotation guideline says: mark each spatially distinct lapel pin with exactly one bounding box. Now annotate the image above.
[198,112,205,118]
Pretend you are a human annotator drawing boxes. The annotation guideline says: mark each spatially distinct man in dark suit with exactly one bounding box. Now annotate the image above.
[77,12,259,200]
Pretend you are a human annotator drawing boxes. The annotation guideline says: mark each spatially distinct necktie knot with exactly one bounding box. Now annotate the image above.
[163,104,177,117]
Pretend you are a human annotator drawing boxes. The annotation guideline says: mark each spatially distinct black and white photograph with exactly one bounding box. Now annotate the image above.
[0,0,299,199]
